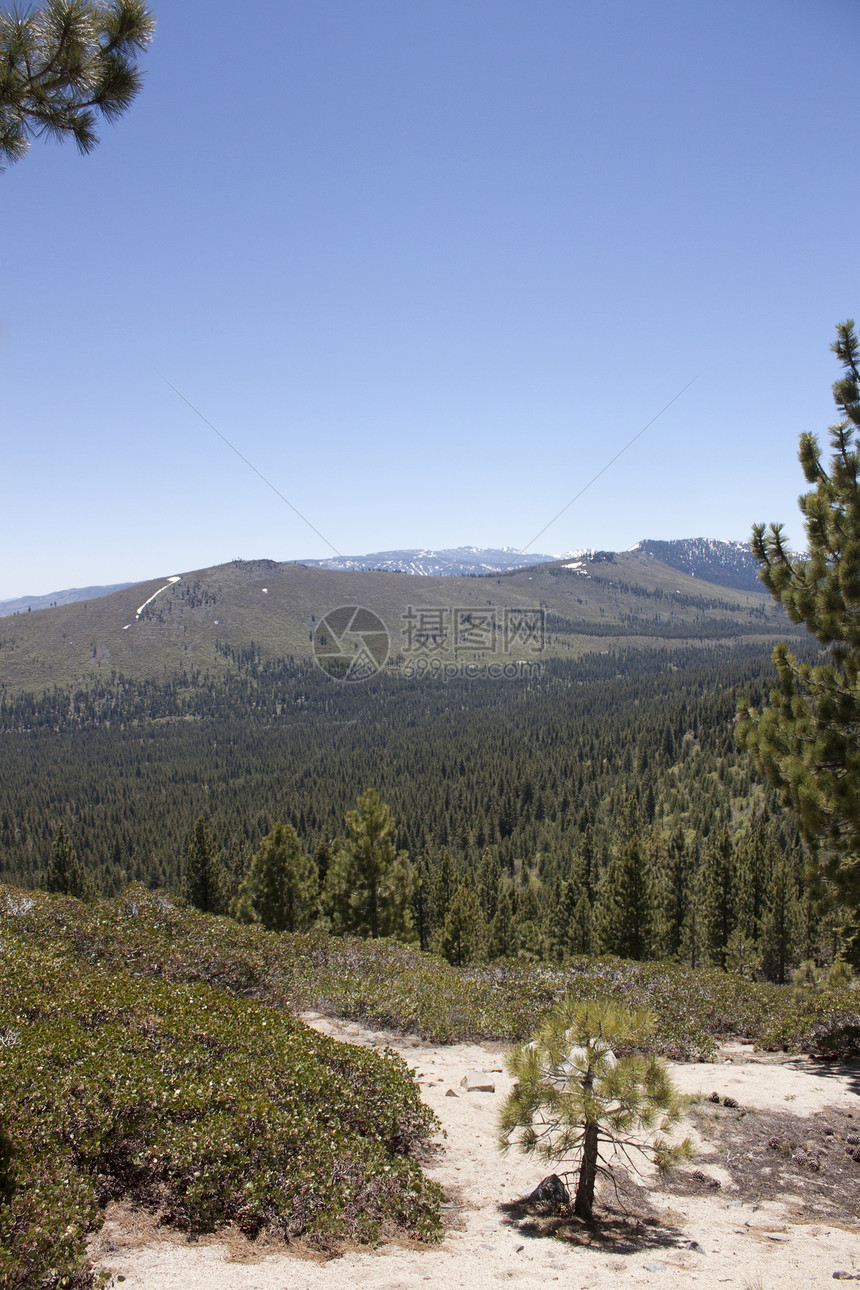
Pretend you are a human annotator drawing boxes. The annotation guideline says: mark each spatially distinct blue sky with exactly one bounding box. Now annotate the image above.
[2,0,858,598]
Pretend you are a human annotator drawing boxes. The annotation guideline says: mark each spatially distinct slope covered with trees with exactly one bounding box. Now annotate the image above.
[0,640,829,980]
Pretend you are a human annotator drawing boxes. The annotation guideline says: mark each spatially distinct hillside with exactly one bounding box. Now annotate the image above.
[4,886,859,1290]
[0,582,136,618]
[634,538,766,593]
[0,547,799,694]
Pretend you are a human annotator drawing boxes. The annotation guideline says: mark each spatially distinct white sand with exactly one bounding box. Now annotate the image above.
[91,1017,860,1290]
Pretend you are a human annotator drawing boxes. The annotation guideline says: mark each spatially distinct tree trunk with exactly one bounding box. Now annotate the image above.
[573,1120,598,1220]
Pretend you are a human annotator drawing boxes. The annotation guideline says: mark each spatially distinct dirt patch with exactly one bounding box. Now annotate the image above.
[661,1100,860,1225]
[87,1202,340,1265]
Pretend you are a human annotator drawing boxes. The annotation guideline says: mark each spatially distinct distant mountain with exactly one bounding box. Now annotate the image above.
[0,546,801,694]
[0,541,766,616]
[630,539,763,594]
[0,582,135,618]
[298,546,555,577]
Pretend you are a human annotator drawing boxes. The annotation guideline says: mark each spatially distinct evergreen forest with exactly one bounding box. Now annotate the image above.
[0,638,828,982]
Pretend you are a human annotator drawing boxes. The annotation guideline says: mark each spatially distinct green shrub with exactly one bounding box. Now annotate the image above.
[3,881,854,1288]
[0,891,442,1289]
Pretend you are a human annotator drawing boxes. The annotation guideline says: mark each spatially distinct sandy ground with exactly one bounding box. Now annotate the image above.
[91,1017,860,1290]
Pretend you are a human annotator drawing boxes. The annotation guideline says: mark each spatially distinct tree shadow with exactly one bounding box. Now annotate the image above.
[802,1057,860,1099]
[497,1175,691,1254]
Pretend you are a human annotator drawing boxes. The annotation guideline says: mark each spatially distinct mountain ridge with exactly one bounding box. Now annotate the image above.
[0,540,797,695]
[0,538,759,615]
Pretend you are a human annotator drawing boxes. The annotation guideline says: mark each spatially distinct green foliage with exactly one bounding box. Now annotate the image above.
[0,646,810,920]
[0,0,155,169]
[0,889,442,1289]
[487,888,516,961]
[438,877,487,965]
[738,320,860,963]
[46,823,94,901]
[233,821,318,932]
[597,831,650,960]
[183,815,228,915]
[760,989,860,1059]
[6,883,845,1059]
[0,1113,14,1206]
[499,999,693,1220]
[1,870,855,1285]
[324,790,414,939]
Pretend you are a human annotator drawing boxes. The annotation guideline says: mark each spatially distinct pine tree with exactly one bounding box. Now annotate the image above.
[487,888,516,960]
[0,0,155,170]
[439,877,487,965]
[571,890,594,956]
[738,320,860,964]
[660,825,689,960]
[324,789,415,939]
[499,999,693,1221]
[700,827,735,968]
[46,823,93,899]
[759,848,801,983]
[232,822,318,932]
[430,847,459,934]
[597,834,650,960]
[679,848,705,969]
[183,816,227,915]
[570,826,597,903]
[544,877,575,962]
[476,846,501,923]
[411,847,433,951]
[512,881,545,960]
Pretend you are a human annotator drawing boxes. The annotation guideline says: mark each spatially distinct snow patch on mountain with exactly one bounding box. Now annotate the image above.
[299,547,556,577]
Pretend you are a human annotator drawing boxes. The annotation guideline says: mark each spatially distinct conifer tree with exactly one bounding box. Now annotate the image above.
[759,848,801,983]
[659,825,689,959]
[512,881,545,959]
[700,827,735,968]
[183,816,227,915]
[0,0,155,170]
[411,847,433,951]
[738,320,860,963]
[571,890,595,956]
[314,838,337,887]
[678,841,705,969]
[232,822,318,932]
[476,846,501,923]
[487,888,516,960]
[430,847,459,934]
[597,834,650,960]
[46,823,93,899]
[544,877,575,962]
[324,789,414,939]
[570,826,597,903]
[439,877,487,965]
[499,999,693,1221]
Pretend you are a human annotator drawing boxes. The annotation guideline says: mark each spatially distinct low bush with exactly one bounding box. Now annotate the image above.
[2,883,853,1287]
[760,994,860,1059]
[0,892,442,1289]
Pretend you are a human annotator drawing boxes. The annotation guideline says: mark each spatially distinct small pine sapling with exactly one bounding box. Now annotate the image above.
[498,999,694,1221]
